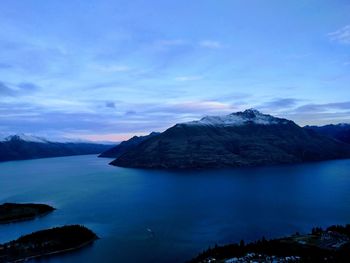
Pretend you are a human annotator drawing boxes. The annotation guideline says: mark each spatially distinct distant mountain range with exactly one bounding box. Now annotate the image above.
[106,109,350,169]
[0,134,112,162]
[99,132,160,158]
[305,124,350,144]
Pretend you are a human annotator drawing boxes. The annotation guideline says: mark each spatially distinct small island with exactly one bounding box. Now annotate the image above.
[0,203,55,224]
[0,225,98,262]
[189,224,350,262]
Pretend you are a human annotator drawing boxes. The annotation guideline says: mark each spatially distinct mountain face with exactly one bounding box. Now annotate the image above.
[99,132,160,158]
[110,109,350,169]
[0,135,112,162]
[305,124,350,144]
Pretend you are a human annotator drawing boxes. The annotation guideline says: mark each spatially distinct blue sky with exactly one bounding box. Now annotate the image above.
[0,0,350,141]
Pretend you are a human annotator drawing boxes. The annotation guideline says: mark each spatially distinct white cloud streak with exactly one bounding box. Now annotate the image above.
[328,25,350,44]
[175,75,203,81]
[198,40,224,49]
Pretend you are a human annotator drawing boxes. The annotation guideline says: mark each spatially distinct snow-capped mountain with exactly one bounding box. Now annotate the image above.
[1,134,49,143]
[0,134,113,162]
[110,109,350,169]
[185,109,291,126]
[0,133,116,144]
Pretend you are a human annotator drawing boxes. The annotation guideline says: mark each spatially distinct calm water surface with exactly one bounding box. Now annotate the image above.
[0,155,350,262]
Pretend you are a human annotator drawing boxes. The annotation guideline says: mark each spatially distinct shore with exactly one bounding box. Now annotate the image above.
[0,203,55,224]
[189,224,350,262]
[0,225,98,263]
[11,237,98,263]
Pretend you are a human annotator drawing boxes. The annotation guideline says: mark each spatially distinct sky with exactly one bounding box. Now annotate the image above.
[0,0,350,142]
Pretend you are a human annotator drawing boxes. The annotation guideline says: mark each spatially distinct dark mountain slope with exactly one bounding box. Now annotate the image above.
[110,109,350,169]
[305,124,350,144]
[99,132,160,158]
[0,135,112,162]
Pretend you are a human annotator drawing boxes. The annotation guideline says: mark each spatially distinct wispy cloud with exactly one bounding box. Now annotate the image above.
[1,0,349,139]
[0,39,70,76]
[161,100,234,113]
[93,64,131,73]
[175,75,203,81]
[17,82,41,91]
[259,98,301,110]
[105,101,116,108]
[328,25,350,44]
[0,98,236,140]
[212,92,252,102]
[294,101,350,113]
[286,53,312,60]
[257,100,350,126]
[2,95,349,140]
[199,40,224,49]
[283,111,350,126]
[0,81,40,97]
[0,82,16,96]
[0,63,12,69]
[155,39,226,50]
[155,39,188,49]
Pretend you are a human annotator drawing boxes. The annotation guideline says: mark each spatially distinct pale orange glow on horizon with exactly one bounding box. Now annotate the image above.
[75,133,149,142]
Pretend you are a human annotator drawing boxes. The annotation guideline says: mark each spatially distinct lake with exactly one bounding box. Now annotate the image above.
[0,155,350,262]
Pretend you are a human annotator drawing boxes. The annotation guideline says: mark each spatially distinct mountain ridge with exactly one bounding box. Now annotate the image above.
[0,134,113,162]
[110,109,350,169]
[305,123,350,144]
[184,109,292,127]
[99,132,160,158]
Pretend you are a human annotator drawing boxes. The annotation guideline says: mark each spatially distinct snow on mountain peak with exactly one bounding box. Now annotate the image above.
[0,133,114,144]
[184,109,290,127]
[2,134,49,143]
[240,108,261,116]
